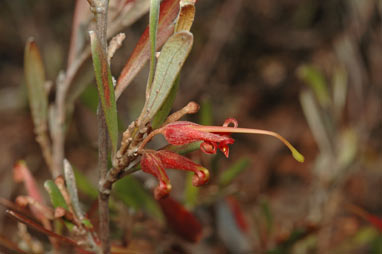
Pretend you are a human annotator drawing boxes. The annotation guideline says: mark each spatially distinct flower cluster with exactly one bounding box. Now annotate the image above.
[140,117,304,199]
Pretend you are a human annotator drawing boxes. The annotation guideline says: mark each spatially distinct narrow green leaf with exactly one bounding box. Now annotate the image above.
[151,76,180,129]
[89,31,118,154]
[144,31,193,120]
[44,180,68,210]
[147,0,161,93]
[24,38,48,131]
[219,158,250,187]
[113,175,164,222]
[260,199,273,233]
[44,180,77,231]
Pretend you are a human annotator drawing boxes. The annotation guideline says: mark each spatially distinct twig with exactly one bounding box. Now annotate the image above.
[107,33,126,63]
[88,1,111,253]
[52,49,89,178]
[35,126,55,176]
[6,210,93,254]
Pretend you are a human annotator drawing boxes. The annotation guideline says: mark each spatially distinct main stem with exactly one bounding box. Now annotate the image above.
[93,1,110,253]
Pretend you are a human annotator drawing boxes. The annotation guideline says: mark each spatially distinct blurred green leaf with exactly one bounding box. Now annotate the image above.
[219,158,250,187]
[267,229,306,254]
[73,168,98,200]
[297,65,330,108]
[44,180,68,210]
[144,31,193,120]
[371,233,382,253]
[24,38,48,131]
[151,76,179,129]
[113,175,164,222]
[89,31,118,154]
[354,227,379,244]
[199,98,213,126]
[300,90,333,154]
[184,172,199,209]
[260,199,273,233]
[80,84,99,112]
[332,226,378,254]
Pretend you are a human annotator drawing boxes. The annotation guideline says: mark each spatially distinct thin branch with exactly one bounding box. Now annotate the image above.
[88,1,111,254]
[52,49,90,178]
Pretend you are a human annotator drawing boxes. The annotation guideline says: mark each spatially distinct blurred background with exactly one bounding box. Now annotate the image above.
[0,0,381,253]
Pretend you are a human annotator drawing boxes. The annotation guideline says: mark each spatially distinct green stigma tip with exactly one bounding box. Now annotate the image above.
[292,149,305,163]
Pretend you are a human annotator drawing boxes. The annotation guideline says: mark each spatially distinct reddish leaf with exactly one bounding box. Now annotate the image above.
[158,196,202,242]
[13,161,44,206]
[349,204,382,232]
[115,0,180,99]
[174,1,195,32]
[90,31,119,153]
[225,196,248,233]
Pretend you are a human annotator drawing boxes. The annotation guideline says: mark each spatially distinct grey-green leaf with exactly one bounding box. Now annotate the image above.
[144,31,193,120]
[89,31,119,154]
[151,76,180,129]
[24,38,48,131]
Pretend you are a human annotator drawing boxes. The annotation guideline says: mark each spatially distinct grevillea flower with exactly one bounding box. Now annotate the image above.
[139,116,304,199]
[141,150,210,199]
[159,118,304,162]
[161,118,238,157]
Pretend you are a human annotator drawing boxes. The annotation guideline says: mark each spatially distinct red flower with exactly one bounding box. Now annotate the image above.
[161,118,238,157]
[160,118,304,162]
[141,152,171,200]
[141,150,210,199]
[139,115,304,199]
